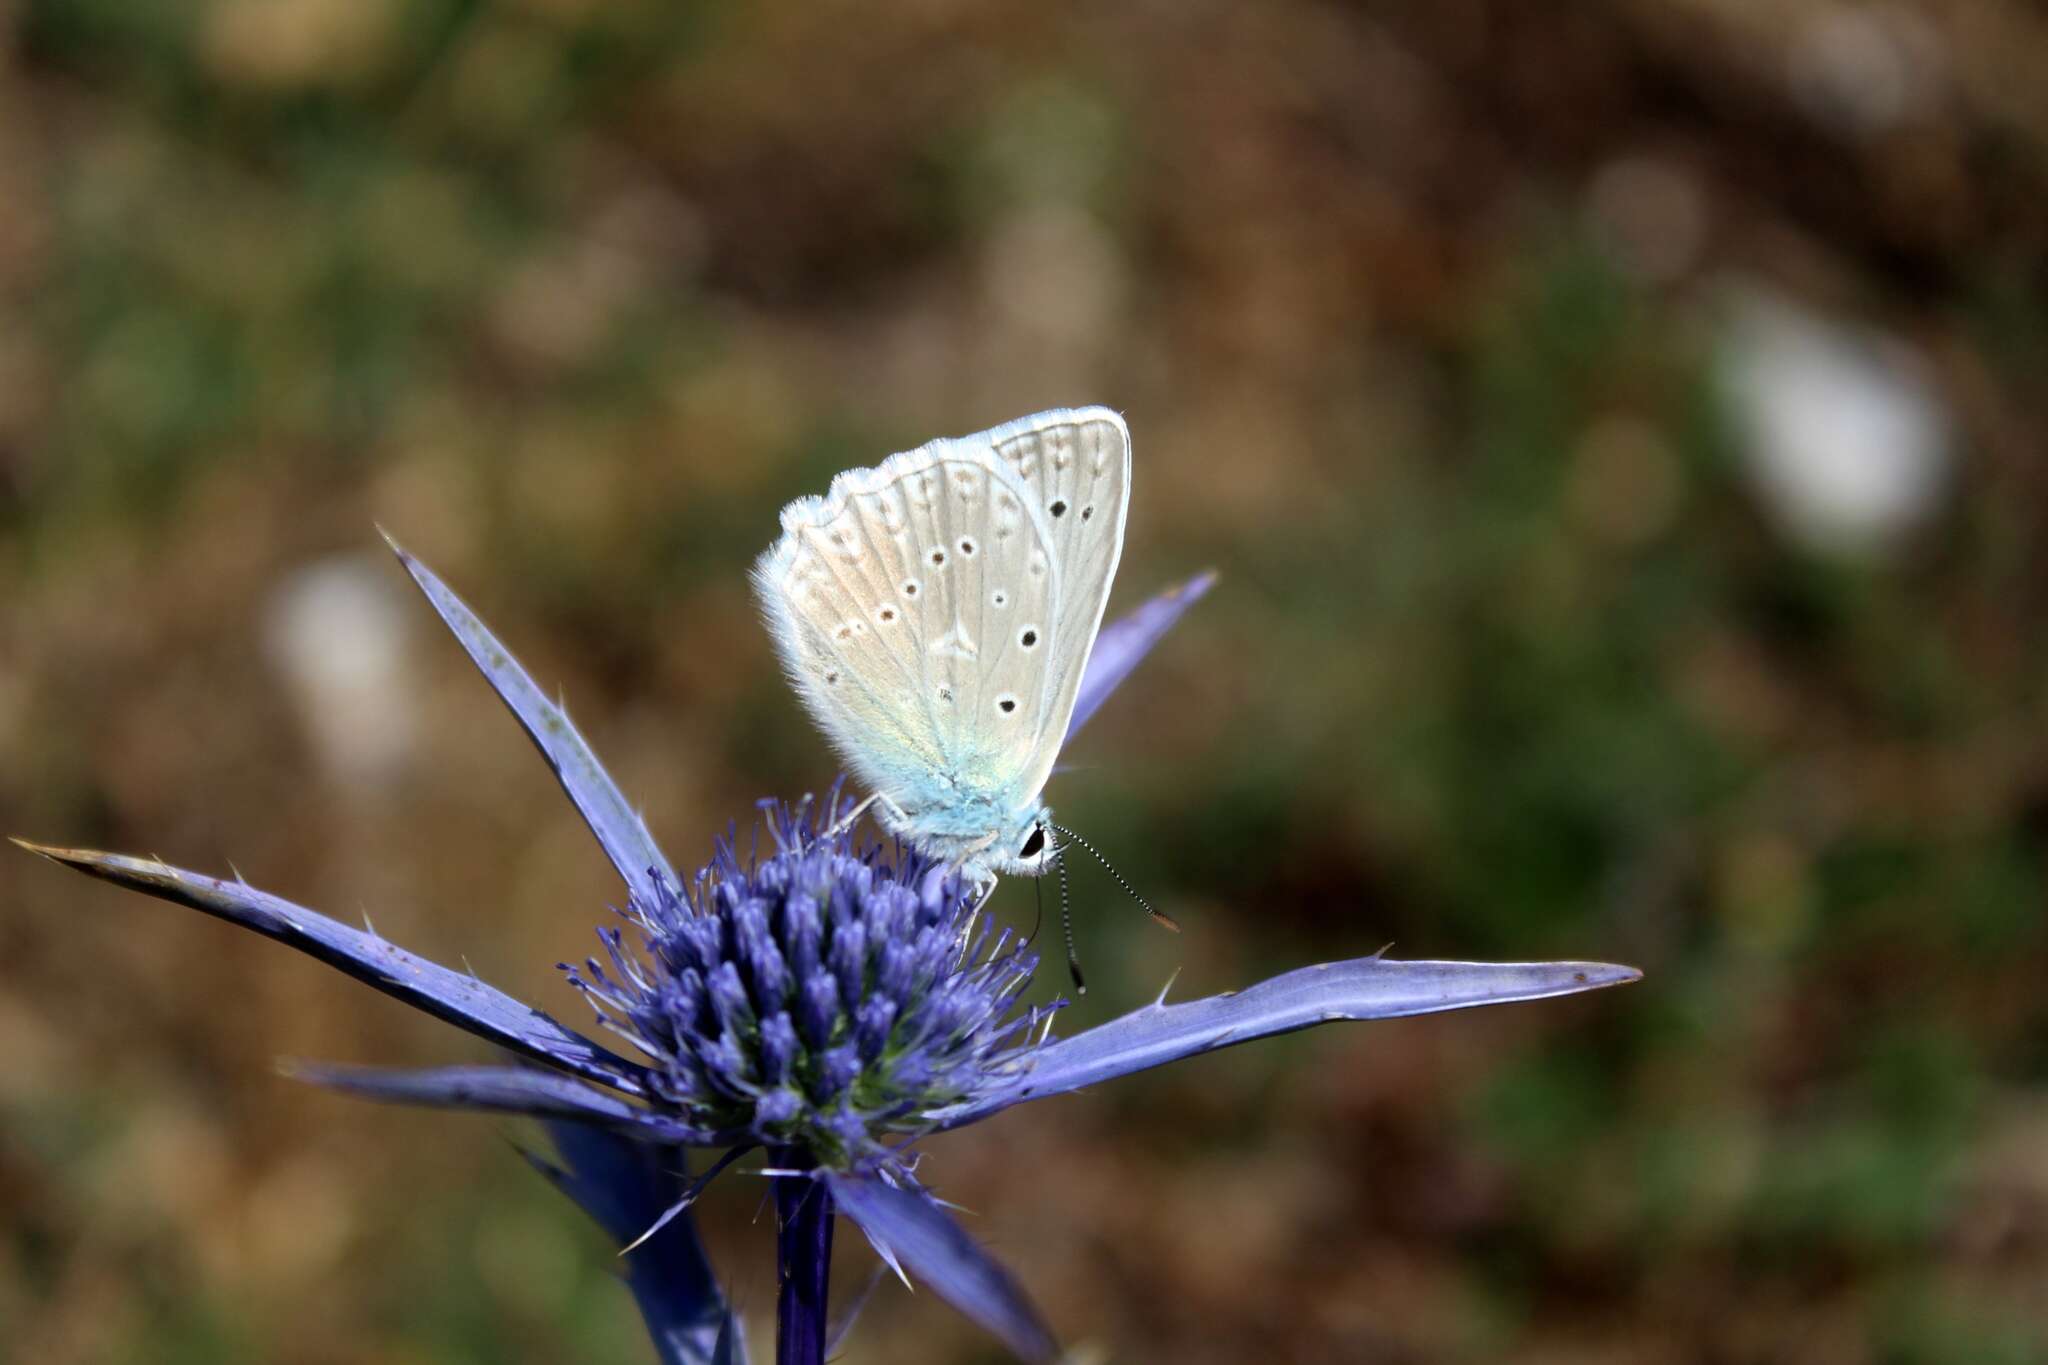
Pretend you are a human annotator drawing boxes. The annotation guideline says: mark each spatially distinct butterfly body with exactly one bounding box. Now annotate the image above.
[753,407,1132,886]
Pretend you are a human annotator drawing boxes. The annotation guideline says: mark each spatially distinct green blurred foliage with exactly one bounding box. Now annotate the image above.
[5,1,2048,1362]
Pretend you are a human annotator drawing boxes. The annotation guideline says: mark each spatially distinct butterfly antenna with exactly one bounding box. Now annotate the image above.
[1025,864,1046,949]
[1057,829,1086,996]
[1051,824,1181,933]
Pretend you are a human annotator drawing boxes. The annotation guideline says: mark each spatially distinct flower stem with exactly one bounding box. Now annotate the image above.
[774,1159,835,1365]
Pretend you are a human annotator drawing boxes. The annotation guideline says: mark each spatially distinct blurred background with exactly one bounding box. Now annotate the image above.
[4,1,2047,1361]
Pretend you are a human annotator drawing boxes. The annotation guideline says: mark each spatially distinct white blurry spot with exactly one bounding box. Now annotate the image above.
[1787,4,1947,138]
[1586,156,1706,284]
[1719,286,1950,557]
[263,554,416,788]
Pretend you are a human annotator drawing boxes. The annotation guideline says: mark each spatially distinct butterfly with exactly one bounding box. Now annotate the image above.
[753,407,1131,891]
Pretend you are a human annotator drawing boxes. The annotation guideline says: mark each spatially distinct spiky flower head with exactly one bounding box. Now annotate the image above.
[565,789,1055,1170]
[15,548,1641,1365]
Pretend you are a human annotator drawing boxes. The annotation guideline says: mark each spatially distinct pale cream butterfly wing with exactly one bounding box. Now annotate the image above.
[985,409,1131,795]
[756,414,1119,840]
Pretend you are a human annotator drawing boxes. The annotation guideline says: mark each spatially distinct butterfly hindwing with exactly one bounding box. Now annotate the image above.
[756,491,942,791]
[754,434,1067,815]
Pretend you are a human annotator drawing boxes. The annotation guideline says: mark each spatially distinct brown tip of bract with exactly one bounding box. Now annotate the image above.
[11,836,72,863]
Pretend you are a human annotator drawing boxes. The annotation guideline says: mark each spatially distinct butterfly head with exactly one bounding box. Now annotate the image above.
[985,805,1058,879]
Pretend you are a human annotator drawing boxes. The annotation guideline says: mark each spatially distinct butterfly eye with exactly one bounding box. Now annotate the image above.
[1019,826,1046,859]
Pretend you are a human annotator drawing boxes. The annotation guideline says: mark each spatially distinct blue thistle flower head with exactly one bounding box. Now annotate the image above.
[15,543,1641,1365]
[566,790,1055,1170]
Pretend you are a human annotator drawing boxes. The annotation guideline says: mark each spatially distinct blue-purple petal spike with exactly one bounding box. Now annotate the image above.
[382,537,682,908]
[706,962,755,1033]
[817,1044,861,1100]
[1064,569,1216,742]
[12,841,650,1095]
[797,971,840,1050]
[828,1174,1059,1365]
[759,1013,799,1084]
[933,956,1644,1129]
[287,1062,723,1142]
[855,997,898,1063]
[527,1122,745,1365]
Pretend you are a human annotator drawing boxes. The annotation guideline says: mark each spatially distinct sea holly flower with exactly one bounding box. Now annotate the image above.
[15,545,1640,1365]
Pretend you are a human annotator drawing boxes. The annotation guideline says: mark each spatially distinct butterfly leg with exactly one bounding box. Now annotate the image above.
[820,790,909,842]
[951,871,1001,964]
[820,791,879,838]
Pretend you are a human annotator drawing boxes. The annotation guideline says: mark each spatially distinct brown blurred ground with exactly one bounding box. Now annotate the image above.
[5,1,2048,1362]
